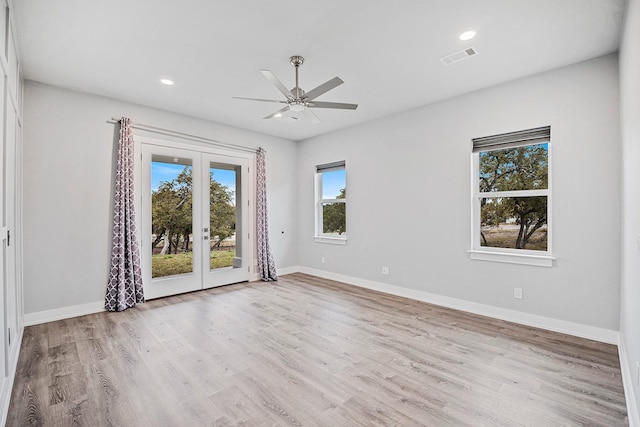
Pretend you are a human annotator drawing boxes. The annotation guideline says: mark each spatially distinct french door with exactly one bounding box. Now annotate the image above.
[140,142,252,300]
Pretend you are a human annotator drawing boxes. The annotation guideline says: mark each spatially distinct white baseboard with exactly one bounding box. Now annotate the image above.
[23,267,298,325]
[619,336,640,427]
[24,301,106,326]
[23,267,620,345]
[276,266,300,276]
[293,266,619,345]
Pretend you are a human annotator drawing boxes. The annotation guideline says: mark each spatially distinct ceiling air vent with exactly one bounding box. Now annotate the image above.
[440,47,478,65]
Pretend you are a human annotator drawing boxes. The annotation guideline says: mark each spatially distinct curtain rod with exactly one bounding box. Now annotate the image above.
[107,118,259,154]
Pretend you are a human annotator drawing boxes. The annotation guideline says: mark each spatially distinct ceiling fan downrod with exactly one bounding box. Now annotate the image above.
[289,55,304,101]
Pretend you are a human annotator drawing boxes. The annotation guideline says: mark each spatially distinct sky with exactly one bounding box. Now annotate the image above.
[152,161,346,200]
[151,162,237,192]
[322,169,346,199]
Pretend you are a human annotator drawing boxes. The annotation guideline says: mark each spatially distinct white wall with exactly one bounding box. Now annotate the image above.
[22,81,298,316]
[297,54,621,332]
[620,0,640,422]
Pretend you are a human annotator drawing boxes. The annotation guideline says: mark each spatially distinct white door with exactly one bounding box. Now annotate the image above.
[4,93,17,368]
[0,95,5,379]
[141,143,251,299]
[202,154,250,289]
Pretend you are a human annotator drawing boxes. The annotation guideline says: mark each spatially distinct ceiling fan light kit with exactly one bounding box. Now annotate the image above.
[233,55,358,123]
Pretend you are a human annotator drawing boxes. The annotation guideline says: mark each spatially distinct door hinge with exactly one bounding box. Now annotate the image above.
[6,230,9,247]
[248,232,250,240]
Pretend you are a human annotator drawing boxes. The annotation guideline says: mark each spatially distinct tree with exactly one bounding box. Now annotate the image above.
[151,167,193,254]
[479,145,548,249]
[209,172,236,249]
[150,166,237,254]
[323,188,346,234]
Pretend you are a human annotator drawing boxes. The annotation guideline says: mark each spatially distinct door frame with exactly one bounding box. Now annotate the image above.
[134,135,257,300]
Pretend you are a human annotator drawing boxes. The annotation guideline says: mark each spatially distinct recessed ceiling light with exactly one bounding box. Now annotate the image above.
[160,78,174,86]
[274,113,282,118]
[459,31,476,41]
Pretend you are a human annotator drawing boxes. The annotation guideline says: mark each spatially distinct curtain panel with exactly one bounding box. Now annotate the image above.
[256,147,278,281]
[105,117,145,311]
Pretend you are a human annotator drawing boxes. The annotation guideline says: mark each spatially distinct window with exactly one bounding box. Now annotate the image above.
[470,126,553,266]
[315,161,347,244]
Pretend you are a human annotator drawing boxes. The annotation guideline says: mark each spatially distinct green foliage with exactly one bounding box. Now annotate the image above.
[151,166,236,254]
[152,167,194,254]
[479,144,548,192]
[209,175,236,248]
[479,144,548,250]
[151,250,235,278]
[323,188,346,235]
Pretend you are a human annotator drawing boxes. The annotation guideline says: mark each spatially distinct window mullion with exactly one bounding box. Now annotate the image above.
[477,189,549,198]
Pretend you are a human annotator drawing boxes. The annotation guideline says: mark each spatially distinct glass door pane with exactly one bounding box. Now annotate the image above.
[151,155,194,278]
[208,164,241,271]
[203,155,249,288]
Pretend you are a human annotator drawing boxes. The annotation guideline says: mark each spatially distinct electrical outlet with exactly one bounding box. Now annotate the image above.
[382,267,390,275]
[321,257,325,264]
[513,288,523,299]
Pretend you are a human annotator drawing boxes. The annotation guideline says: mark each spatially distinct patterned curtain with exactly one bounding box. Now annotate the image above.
[256,147,278,281]
[105,117,145,311]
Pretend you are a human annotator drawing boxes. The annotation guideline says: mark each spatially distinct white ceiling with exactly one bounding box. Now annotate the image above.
[13,0,626,141]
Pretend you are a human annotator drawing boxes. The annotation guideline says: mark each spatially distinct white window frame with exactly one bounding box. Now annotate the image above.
[469,127,554,267]
[314,161,347,245]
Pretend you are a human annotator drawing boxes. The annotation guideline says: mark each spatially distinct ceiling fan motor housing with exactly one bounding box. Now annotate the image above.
[290,86,306,100]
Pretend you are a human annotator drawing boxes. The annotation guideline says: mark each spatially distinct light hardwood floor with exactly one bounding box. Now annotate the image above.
[7,273,628,426]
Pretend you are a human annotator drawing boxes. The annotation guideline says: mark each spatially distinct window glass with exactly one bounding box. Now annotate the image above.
[479,144,548,192]
[480,196,548,251]
[477,143,548,251]
[316,162,347,240]
[322,169,346,199]
[322,202,346,235]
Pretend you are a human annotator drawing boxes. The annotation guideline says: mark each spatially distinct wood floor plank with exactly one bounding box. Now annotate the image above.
[7,273,628,426]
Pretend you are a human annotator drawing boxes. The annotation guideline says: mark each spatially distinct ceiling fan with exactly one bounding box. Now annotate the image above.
[233,55,358,123]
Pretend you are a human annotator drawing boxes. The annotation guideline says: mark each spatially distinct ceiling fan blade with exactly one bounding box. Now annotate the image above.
[263,106,290,120]
[307,101,358,110]
[303,77,344,101]
[260,70,293,99]
[232,96,287,104]
[303,108,321,124]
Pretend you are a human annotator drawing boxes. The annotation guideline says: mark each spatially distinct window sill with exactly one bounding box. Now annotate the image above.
[468,249,554,267]
[314,236,347,245]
